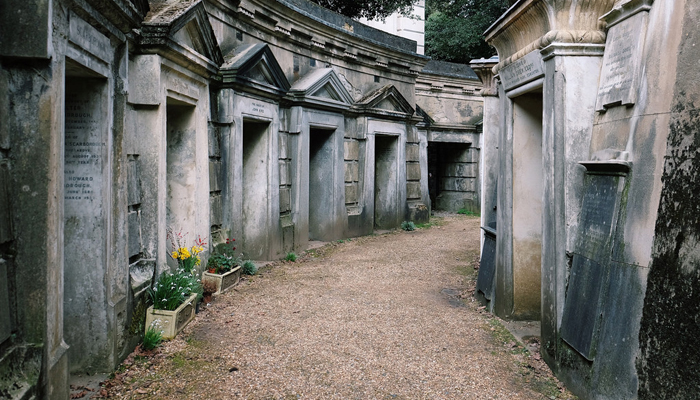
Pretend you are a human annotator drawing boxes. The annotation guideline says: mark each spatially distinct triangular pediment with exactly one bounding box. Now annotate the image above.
[220,44,290,98]
[287,68,354,111]
[140,0,223,70]
[354,85,414,117]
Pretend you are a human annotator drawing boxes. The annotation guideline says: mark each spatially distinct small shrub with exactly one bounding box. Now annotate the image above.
[285,252,297,262]
[242,260,257,275]
[143,321,164,350]
[401,221,416,231]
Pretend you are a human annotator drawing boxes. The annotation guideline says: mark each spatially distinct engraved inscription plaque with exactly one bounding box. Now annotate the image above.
[595,9,650,110]
[560,170,626,360]
[499,51,545,91]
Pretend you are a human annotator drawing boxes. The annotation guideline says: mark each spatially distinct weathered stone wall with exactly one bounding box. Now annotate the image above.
[637,0,700,397]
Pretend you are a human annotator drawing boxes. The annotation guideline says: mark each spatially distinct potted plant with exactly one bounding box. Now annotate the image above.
[144,232,206,340]
[202,238,242,295]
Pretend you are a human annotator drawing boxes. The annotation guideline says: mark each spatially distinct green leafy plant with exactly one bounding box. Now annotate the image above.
[149,269,202,311]
[207,238,243,274]
[401,221,416,231]
[285,252,297,262]
[242,260,257,275]
[142,321,164,350]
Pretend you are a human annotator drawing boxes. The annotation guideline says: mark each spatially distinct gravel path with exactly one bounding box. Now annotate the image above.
[103,215,574,399]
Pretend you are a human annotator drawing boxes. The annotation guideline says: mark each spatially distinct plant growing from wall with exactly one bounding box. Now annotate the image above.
[285,252,297,262]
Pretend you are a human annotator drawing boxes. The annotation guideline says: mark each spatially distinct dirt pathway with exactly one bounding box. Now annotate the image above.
[103,215,574,399]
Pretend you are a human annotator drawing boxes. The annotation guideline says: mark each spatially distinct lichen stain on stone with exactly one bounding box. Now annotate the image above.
[637,95,700,399]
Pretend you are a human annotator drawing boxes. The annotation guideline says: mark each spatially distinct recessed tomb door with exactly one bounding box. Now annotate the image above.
[166,101,197,270]
[511,92,543,320]
[308,128,336,241]
[374,135,399,229]
[242,120,271,259]
[63,73,109,372]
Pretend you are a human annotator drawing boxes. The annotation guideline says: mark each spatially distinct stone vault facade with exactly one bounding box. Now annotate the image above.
[473,0,700,398]
[0,0,482,396]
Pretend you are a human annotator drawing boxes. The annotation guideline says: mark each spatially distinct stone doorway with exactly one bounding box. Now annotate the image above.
[374,135,399,229]
[63,71,109,372]
[241,120,271,259]
[166,101,197,270]
[308,128,336,241]
[427,142,477,213]
[511,92,543,320]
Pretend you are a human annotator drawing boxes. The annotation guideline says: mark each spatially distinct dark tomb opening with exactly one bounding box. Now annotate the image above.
[242,120,271,259]
[427,142,477,213]
[308,128,335,241]
[374,135,399,229]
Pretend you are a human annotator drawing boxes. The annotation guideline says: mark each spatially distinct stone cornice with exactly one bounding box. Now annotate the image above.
[484,0,617,73]
[205,0,429,78]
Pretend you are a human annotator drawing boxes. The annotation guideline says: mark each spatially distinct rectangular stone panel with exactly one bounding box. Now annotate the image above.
[127,158,141,206]
[344,140,359,161]
[406,163,421,181]
[476,227,497,300]
[0,164,12,244]
[444,163,477,178]
[344,161,359,182]
[0,259,11,343]
[209,194,222,226]
[560,171,626,360]
[440,177,475,192]
[406,127,419,144]
[499,51,545,91]
[345,183,357,204]
[279,160,290,186]
[595,10,649,110]
[127,211,141,258]
[406,181,421,200]
[405,144,420,162]
[209,160,222,192]
[279,187,291,213]
[208,125,220,158]
[279,132,289,160]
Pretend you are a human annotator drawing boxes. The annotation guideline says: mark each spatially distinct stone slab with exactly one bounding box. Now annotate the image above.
[0,0,51,58]
[406,144,420,162]
[208,125,220,158]
[0,164,12,244]
[128,211,141,258]
[279,132,289,160]
[595,8,649,110]
[344,161,359,182]
[406,181,421,200]
[279,187,291,213]
[127,158,141,206]
[209,160,222,192]
[0,259,10,343]
[210,194,222,226]
[444,163,476,178]
[128,55,161,106]
[279,160,290,186]
[560,171,625,360]
[476,227,497,300]
[440,177,475,192]
[499,51,545,91]
[345,183,357,204]
[344,140,359,160]
[406,162,421,181]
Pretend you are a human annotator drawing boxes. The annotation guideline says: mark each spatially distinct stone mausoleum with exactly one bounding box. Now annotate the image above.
[0,0,482,396]
[473,0,700,398]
